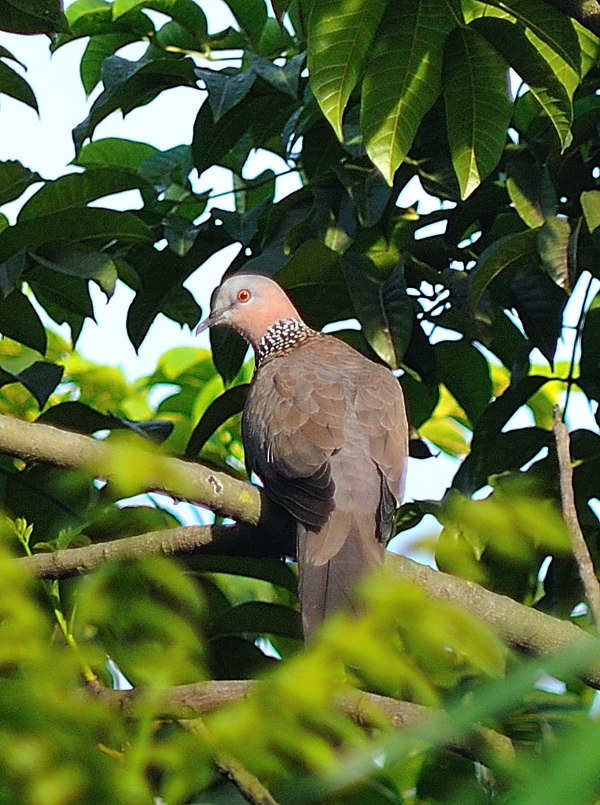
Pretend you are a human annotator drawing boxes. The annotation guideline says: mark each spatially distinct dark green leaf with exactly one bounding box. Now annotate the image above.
[342,255,412,369]
[435,340,492,426]
[0,60,38,112]
[0,289,46,353]
[580,292,600,402]
[18,362,64,408]
[222,0,267,44]
[0,160,42,206]
[510,264,567,366]
[0,0,68,33]
[209,601,302,640]
[469,228,538,309]
[186,384,248,458]
[0,249,26,298]
[209,326,249,387]
[197,67,257,123]
[453,376,550,492]
[188,555,298,594]
[32,247,118,299]
[74,137,159,170]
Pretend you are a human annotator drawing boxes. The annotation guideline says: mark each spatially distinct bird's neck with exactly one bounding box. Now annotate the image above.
[255,318,317,366]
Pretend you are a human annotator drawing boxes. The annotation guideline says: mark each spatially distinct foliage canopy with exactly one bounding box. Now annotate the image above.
[2,0,600,802]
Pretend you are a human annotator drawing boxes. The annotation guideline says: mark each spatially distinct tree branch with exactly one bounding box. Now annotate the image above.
[5,414,600,687]
[553,407,600,628]
[0,413,265,525]
[87,680,514,768]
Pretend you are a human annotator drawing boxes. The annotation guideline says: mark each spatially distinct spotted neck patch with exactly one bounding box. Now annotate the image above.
[256,318,316,366]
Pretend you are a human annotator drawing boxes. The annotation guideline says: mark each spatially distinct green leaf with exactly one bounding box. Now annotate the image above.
[307,0,388,139]
[0,60,38,112]
[73,54,198,152]
[361,0,458,184]
[510,264,567,366]
[469,228,539,309]
[581,189,600,251]
[444,25,511,199]
[249,53,303,98]
[0,0,69,33]
[196,67,257,123]
[0,250,26,297]
[32,247,118,298]
[538,215,570,290]
[209,601,302,640]
[579,292,600,402]
[0,208,153,264]
[18,167,150,221]
[335,163,392,228]
[188,555,298,594]
[0,160,42,206]
[17,362,64,408]
[342,255,412,369]
[0,290,46,353]
[80,33,138,95]
[453,376,550,492]
[74,137,159,170]
[435,340,492,426]
[488,0,581,70]
[186,384,249,458]
[222,0,268,45]
[472,17,573,150]
[505,156,557,229]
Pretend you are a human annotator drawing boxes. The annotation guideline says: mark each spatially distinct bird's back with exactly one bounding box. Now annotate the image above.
[243,333,408,637]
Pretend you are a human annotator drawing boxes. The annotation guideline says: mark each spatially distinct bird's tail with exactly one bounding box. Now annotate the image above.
[297,518,383,641]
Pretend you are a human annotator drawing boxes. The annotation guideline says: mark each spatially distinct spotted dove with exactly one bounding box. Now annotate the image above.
[197,274,408,639]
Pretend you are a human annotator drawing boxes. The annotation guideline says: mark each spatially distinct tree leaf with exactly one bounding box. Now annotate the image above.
[307,0,388,139]
[0,208,152,269]
[196,67,257,123]
[453,376,550,492]
[435,340,492,426]
[74,137,159,170]
[222,0,268,45]
[0,60,38,112]
[186,384,249,458]
[208,601,302,640]
[361,0,458,184]
[485,0,581,73]
[0,289,46,353]
[469,228,538,309]
[0,160,42,207]
[472,17,573,150]
[18,167,150,221]
[579,292,600,402]
[510,264,567,366]
[342,255,412,369]
[17,362,64,408]
[32,247,118,299]
[444,25,512,199]
[0,0,69,33]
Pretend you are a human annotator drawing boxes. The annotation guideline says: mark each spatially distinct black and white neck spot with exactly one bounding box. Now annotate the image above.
[256,318,316,365]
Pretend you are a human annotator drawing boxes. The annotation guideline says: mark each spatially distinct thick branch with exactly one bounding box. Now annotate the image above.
[87,680,514,767]
[0,413,265,525]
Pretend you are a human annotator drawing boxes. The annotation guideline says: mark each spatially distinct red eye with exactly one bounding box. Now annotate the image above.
[237,289,251,303]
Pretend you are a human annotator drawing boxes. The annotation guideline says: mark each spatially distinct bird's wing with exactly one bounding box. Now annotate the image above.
[242,351,348,528]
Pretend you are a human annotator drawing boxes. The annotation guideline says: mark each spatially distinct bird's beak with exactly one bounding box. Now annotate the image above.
[195,309,222,335]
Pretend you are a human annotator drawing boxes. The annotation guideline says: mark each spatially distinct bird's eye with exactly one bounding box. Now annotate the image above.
[237,289,251,303]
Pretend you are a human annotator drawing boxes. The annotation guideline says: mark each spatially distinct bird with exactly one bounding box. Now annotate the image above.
[196,273,408,639]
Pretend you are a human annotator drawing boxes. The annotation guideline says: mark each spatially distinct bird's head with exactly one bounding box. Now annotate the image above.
[195,274,303,349]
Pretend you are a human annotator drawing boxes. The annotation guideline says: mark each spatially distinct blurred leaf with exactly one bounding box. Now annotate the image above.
[579,292,600,402]
[510,264,567,366]
[209,601,302,640]
[0,0,69,33]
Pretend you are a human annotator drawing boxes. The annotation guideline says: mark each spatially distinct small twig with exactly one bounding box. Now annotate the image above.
[553,405,600,629]
[184,718,281,805]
